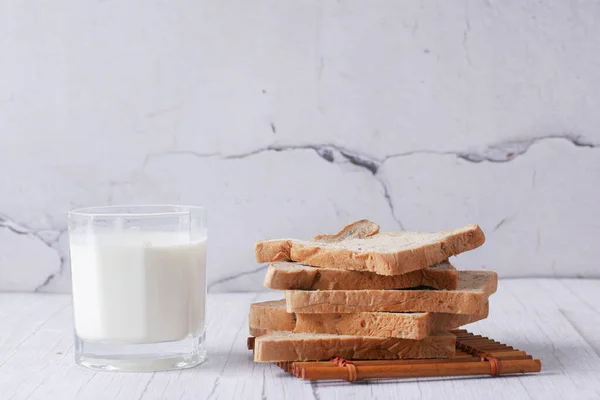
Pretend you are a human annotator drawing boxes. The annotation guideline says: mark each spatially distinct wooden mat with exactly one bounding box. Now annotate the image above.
[248,329,542,381]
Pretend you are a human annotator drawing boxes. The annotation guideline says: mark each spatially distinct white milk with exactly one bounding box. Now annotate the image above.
[70,232,206,344]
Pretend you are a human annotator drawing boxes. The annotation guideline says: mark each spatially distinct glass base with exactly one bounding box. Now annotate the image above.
[75,333,207,372]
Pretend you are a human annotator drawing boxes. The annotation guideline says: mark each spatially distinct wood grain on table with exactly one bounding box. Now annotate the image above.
[1,279,599,400]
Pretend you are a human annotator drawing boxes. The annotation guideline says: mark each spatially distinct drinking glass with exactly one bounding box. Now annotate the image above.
[68,205,207,372]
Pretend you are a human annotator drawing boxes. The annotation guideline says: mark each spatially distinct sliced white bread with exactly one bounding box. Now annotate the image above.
[249,299,488,340]
[285,270,497,314]
[264,260,458,290]
[255,220,485,276]
[253,331,456,362]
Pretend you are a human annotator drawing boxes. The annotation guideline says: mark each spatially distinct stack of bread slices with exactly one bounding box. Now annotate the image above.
[249,220,497,362]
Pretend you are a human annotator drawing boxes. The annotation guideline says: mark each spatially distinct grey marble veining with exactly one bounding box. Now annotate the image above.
[1,0,599,292]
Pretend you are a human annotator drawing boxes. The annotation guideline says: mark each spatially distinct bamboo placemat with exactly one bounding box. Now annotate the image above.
[248,329,542,381]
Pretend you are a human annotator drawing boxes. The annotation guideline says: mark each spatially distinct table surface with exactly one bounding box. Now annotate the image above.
[1,279,599,400]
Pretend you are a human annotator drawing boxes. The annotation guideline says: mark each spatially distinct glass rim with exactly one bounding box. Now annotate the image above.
[68,204,206,218]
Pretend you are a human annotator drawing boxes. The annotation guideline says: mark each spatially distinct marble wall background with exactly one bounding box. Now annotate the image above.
[1,1,598,293]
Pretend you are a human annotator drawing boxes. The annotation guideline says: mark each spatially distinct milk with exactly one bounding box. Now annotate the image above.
[70,231,206,344]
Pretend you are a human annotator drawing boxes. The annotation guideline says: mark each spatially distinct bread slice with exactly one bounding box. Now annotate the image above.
[253,331,456,362]
[285,270,497,314]
[249,300,296,337]
[264,260,458,290]
[254,220,485,276]
[249,299,487,339]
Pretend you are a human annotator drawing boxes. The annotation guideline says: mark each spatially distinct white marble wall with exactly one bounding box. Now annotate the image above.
[1,1,599,293]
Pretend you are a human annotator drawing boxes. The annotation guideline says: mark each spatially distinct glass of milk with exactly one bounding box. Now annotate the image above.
[68,205,207,372]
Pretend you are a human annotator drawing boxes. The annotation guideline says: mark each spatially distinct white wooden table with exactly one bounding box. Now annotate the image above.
[1,279,599,400]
